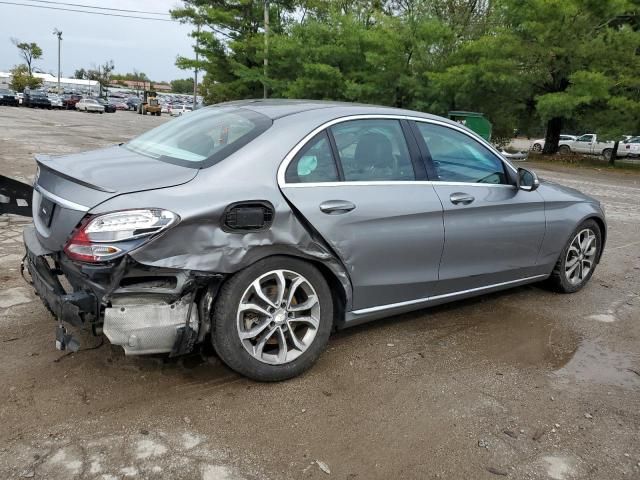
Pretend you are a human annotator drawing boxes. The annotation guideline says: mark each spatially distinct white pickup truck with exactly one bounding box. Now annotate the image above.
[558,134,616,160]
[620,136,640,157]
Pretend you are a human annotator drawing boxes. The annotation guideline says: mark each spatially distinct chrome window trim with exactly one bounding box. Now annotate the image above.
[277,113,516,187]
[34,184,89,212]
[351,274,547,315]
[280,180,516,189]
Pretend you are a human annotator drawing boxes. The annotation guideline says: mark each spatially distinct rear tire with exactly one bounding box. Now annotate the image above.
[602,149,613,161]
[558,145,571,155]
[212,256,333,381]
[546,219,602,293]
[532,143,542,152]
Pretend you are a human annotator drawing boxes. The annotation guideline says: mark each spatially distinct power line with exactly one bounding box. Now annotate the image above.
[25,0,170,16]
[0,1,175,21]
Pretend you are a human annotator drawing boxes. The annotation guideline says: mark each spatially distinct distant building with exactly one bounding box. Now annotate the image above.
[0,71,99,93]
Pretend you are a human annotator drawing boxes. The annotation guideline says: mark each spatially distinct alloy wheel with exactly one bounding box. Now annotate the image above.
[236,269,320,365]
[564,228,597,285]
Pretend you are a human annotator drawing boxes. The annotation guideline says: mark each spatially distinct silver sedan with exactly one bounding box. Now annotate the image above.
[24,100,606,381]
[75,98,105,113]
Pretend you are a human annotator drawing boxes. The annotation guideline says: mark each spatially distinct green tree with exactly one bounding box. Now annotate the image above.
[11,39,43,76]
[74,68,87,79]
[432,0,640,151]
[171,0,299,104]
[171,77,195,93]
[86,60,115,96]
[9,64,43,92]
[169,0,640,151]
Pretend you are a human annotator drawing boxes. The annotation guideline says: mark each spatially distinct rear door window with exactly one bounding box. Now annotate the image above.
[330,119,415,181]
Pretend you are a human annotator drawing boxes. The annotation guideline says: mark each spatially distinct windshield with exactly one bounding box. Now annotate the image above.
[124,107,272,168]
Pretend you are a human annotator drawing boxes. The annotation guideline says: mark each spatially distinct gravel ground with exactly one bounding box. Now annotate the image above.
[1,107,639,480]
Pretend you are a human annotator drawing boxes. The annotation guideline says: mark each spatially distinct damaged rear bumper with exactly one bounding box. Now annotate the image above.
[23,224,217,356]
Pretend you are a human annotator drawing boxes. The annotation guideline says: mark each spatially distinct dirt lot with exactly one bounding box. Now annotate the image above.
[1,107,639,480]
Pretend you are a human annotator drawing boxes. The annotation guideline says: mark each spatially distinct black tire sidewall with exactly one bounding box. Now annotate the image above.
[212,256,333,381]
[552,219,602,293]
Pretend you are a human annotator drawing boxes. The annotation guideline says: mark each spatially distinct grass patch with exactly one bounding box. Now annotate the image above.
[528,152,640,172]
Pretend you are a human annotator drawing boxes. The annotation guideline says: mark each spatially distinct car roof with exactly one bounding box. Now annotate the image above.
[213,98,459,125]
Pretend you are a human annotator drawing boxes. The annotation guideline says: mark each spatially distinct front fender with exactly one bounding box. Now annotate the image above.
[536,182,606,268]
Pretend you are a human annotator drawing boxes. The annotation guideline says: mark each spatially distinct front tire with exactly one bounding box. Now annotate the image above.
[212,256,333,381]
[532,143,542,152]
[546,219,602,293]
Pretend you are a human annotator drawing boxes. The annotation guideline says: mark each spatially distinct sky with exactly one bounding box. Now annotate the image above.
[0,0,197,82]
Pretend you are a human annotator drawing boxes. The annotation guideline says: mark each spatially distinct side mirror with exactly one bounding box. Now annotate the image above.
[517,167,539,192]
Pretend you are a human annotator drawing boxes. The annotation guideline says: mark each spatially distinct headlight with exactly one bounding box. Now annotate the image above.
[64,209,179,262]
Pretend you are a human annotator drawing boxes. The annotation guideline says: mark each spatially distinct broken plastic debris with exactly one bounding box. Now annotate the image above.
[316,460,330,474]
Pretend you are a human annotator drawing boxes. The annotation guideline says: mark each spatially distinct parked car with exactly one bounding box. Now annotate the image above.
[500,149,528,161]
[62,94,82,110]
[47,94,64,109]
[23,100,606,381]
[558,134,616,160]
[126,97,141,111]
[114,101,128,111]
[0,88,19,106]
[76,98,105,113]
[530,135,576,152]
[96,97,116,113]
[23,90,51,109]
[169,104,192,116]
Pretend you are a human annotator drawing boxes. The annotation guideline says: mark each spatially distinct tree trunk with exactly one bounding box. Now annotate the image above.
[609,140,619,166]
[542,117,562,154]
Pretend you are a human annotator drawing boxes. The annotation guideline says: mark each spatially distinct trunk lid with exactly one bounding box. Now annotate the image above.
[33,145,198,251]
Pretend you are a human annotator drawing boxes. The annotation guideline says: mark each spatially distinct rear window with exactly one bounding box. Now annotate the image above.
[124,107,272,168]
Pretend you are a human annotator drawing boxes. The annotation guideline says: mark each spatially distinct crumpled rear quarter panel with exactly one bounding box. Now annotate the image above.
[88,109,354,310]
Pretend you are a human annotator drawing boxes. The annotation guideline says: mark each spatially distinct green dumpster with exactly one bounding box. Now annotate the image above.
[447,111,492,141]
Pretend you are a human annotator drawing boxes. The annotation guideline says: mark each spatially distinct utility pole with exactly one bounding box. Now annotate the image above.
[263,1,269,99]
[53,29,62,94]
[193,23,200,107]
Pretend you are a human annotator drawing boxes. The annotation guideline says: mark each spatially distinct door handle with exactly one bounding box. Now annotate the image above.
[319,200,356,215]
[449,192,475,205]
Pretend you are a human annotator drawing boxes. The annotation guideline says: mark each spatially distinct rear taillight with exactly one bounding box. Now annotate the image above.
[64,209,178,263]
